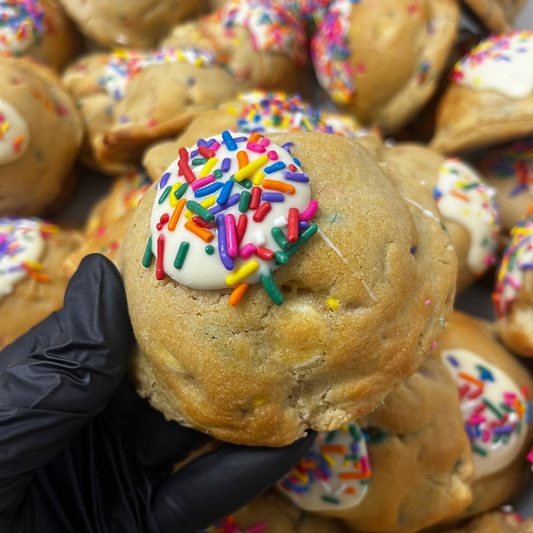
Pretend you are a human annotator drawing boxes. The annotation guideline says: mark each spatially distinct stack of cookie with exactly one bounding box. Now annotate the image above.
[2,0,533,532]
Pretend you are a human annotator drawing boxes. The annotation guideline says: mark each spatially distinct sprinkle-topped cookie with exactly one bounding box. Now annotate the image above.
[0,217,57,298]
[433,158,500,276]
[311,0,353,105]
[442,348,530,479]
[451,31,533,99]
[278,422,371,511]
[144,131,318,306]
[99,47,218,101]
[0,0,48,55]
[494,213,533,318]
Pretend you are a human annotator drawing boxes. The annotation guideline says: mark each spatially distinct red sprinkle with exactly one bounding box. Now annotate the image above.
[198,145,215,159]
[236,214,248,245]
[156,223,163,231]
[160,213,169,225]
[288,164,297,172]
[156,234,165,280]
[178,159,196,185]
[256,246,274,260]
[179,147,188,163]
[250,187,262,210]
[253,202,271,222]
[192,216,215,229]
[287,208,299,243]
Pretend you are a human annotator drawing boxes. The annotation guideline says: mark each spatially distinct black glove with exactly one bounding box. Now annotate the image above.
[0,255,315,533]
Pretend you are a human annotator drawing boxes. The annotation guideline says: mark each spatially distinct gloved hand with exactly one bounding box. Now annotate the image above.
[0,255,315,533]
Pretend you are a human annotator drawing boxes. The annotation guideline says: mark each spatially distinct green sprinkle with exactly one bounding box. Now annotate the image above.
[500,403,514,413]
[285,224,319,257]
[462,182,479,190]
[213,169,223,179]
[174,241,190,269]
[174,183,189,200]
[471,444,487,456]
[158,186,172,204]
[239,191,251,213]
[271,227,290,251]
[192,158,208,166]
[272,115,282,127]
[231,175,253,189]
[261,272,284,306]
[325,431,337,443]
[321,495,340,504]
[274,251,289,265]
[483,399,504,420]
[370,430,387,444]
[205,245,215,255]
[349,424,362,441]
[516,421,522,434]
[344,454,360,460]
[142,236,153,268]
[360,479,370,485]
[186,200,215,222]
[502,434,510,444]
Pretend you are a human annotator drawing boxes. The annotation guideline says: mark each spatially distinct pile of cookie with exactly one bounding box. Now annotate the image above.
[2,0,533,531]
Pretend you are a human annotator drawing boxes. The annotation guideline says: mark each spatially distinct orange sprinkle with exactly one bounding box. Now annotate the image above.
[237,150,249,170]
[450,190,470,202]
[184,220,215,243]
[344,487,356,494]
[320,445,347,454]
[262,179,296,195]
[458,372,484,388]
[248,132,262,144]
[300,460,317,469]
[339,471,371,480]
[229,283,250,306]
[513,398,525,419]
[168,199,187,231]
[29,271,51,283]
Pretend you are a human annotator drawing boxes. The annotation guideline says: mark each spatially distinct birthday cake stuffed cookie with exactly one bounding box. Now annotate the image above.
[123,130,456,446]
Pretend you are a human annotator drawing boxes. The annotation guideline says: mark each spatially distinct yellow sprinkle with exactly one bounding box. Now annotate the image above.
[254,398,265,407]
[184,196,216,219]
[234,155,269,181]
[23,260,43,271]
[228,106,238,116]
[327,298,339,311]
[323,453,335,467]
[474,76,481,86]
[226,260,259,286]
[199,158,219,178]
[252,171,265,186]
[169,182,183,208]
[291,469,309,483]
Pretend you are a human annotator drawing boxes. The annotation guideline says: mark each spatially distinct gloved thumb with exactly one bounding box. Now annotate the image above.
[0,254,133,521]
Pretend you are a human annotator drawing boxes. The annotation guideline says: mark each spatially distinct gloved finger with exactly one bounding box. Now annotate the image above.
[0,254,133,518]
[151,431,316,533]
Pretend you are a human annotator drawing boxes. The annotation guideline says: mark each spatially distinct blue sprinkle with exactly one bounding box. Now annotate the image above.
[217,180,234,205]
[433,188,442,201]
[158,172,171,190]
[282,142,294,154]
[210,193,240,214]
[410,246,417,254]
[293,158,301,166]
[264,161,286,174]
[262,192,284,202]
[221,157,231,173]
[447,355,460,368]
[222,130,237,151]
[194,182,224,198]
[476,366,495,382]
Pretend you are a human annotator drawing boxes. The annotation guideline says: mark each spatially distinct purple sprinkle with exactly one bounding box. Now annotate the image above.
[221,158,231,173]
[351,441,359,455]
[197,139,207,146]
[206,138,216,148]
[493,425,514,435]
[262,192,284,202]
[282,142,294,154]
[298,221,308,231]
[283,172,309,182]
[187,77,196,86]
[210,193,240,215]
[119,115,130,124]
[233,136,247,143]
[447,355,460,368]
[410,247,417,254]
[158,172,171,190]
[465,424,476,441]
[190,149,199,158]
[216,215,234,271]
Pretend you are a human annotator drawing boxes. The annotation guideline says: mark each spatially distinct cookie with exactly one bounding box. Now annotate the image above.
[62,169,151,277]
[142,91,374,181]
[56,0,201,48]
[277,354,474,533]
[364,141,500,293]
[462,0,526,33]
[0,217,83,349]
[431,32,533,154]
[439,311,533,518]
[0,56,83,216]
[161,0,308,92]
[124,130,456,446]
[311,0,459,133]
[494,212,533,358]
[0,0,80,70]
[442,512,533,533]
[63,49,239,174]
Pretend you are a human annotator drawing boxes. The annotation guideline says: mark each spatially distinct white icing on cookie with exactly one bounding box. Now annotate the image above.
[149,133,314,291]
[0,99,30,165]
[434,158,499,276]
[442,348,530,479]
[453,31,533,99]
[0,217,45,298]
[278,422,371,511]
[0,0,46,55]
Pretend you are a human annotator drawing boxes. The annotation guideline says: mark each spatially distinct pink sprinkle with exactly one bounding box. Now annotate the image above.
[527,447,533,464]
[147,118,157,128]
[247,141,266,153]
[299,200,318,221]
[267,150,278,160]
[240,242,257,259]
[506,275,522,291]
[211,142,221,152]
[191,175,215,192]
[315,470,329,481]
[430,341,437,349]
[482,429,491,442]
[355,64,366,74]
[468,414,486,425]
[96,227,106,237]
[425,300,431,306]
[260,138,270,147]
[226,214,238,258]
[361,456,369,472]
